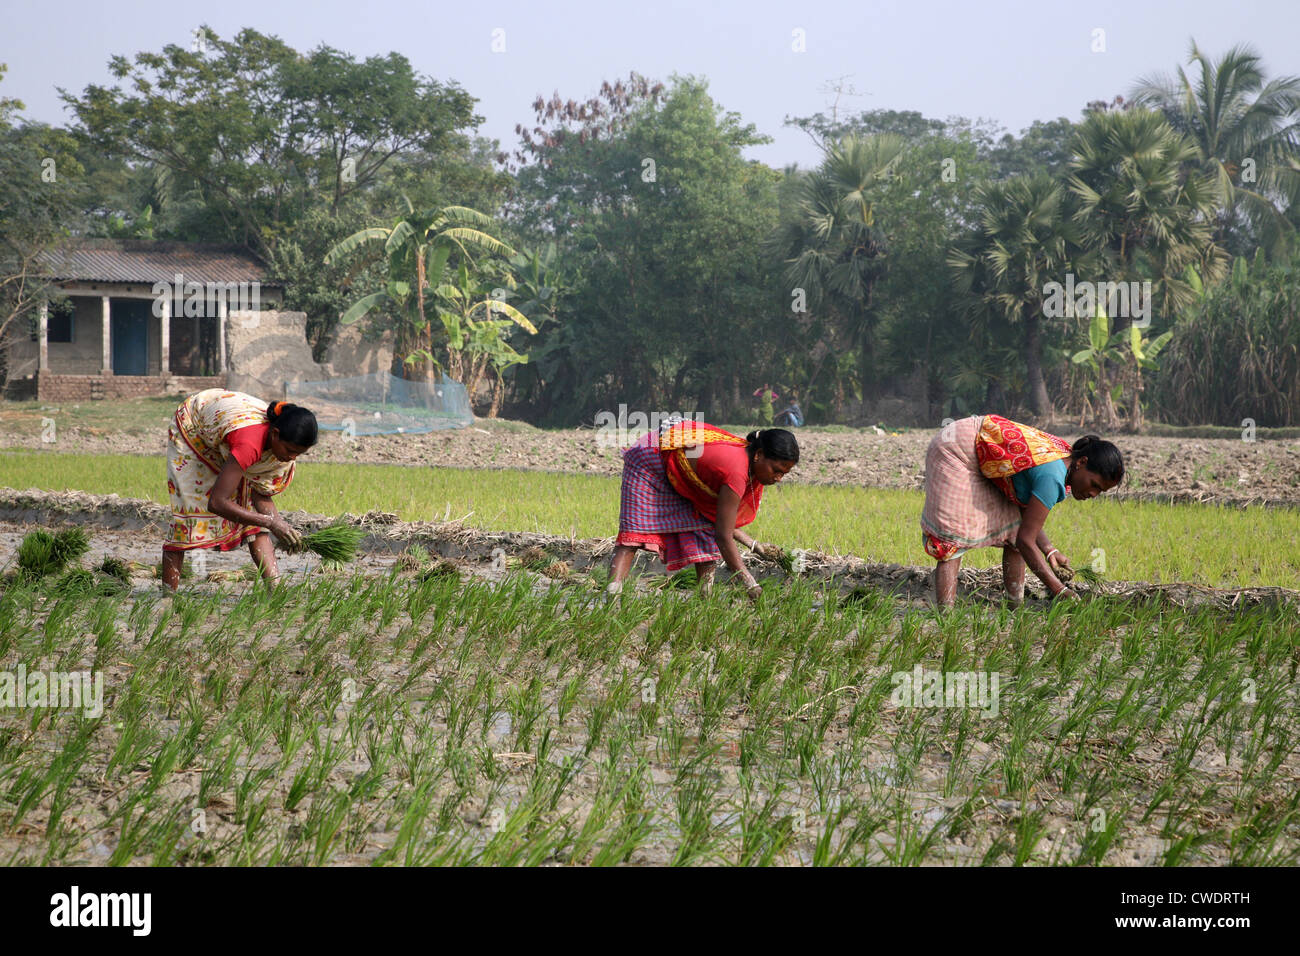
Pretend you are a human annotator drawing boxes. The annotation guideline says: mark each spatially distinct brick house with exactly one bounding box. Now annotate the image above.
[2,239,284,401]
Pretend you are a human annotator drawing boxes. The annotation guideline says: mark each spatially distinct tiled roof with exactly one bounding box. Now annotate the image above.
[38,240,283,287]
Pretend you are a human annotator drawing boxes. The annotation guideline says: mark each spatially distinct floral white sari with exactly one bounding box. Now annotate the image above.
[164,389,295,551]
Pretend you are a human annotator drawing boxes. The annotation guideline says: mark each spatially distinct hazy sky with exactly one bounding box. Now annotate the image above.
[4,0,1299,169]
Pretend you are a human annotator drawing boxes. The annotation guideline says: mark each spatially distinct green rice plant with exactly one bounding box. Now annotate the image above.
[50,568,127,597]
[16,527,93,580]
[98,556,131,584]
[302,522,366,567]
[15,531,59,579]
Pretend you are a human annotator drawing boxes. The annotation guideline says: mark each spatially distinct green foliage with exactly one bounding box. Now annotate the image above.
[508,74,784,422]
[1131,39,1300,258]
[1154,250,1300,425]
[62,28,480,261]
[303,522,366,567]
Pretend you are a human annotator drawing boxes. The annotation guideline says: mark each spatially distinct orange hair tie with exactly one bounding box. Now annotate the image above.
[271,401,287,416]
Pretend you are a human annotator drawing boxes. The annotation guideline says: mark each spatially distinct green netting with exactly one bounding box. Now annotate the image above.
[285,373,474,435]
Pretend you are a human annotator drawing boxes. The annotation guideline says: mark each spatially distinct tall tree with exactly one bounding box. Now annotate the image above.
[0,65,84,385]
[1131,40,1300,258]
[768,134,906,403]
[507,74,782,421]
[949,174,1078,418]
[62,27,480,261]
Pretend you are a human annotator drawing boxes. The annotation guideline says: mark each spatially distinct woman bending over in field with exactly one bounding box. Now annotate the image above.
[608,420,799,600]
[920,414,1123,607]
[161,389,318,591]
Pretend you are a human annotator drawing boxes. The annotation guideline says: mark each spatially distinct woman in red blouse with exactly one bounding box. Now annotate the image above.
[608,421,799,599]
[161,389,317,590]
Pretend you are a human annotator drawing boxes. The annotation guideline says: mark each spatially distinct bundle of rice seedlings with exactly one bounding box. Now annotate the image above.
[52,568,125,597]
[541,560,570,579]
[17,528,91,580]
[16,531,57,578]
[52,527,90,566]
[1074,566,1103,585]
[303,522,366,566]
[99,556,131,584]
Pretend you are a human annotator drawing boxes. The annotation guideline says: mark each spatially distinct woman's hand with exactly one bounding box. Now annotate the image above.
[1052,586,1079,603]
[269,518,304,552]
[736,568,763,602]
[1047,549,1073,582]
[751,541,784,561]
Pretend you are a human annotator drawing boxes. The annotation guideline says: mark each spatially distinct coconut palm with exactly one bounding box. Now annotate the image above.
[948,174,1078,418]
[1131,40,1300,257]
[767,134,906,400]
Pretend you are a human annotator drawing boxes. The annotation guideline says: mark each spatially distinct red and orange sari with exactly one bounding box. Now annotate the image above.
[921,414,1072,561]
[617,421,762,571]
[660,421,763,526]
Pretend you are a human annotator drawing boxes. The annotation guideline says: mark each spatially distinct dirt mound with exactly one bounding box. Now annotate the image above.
[5,402,1300,506]
[2,488,1295,611]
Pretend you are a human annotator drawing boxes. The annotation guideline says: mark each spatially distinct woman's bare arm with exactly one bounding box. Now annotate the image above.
[1016,498,1067,596]
[207,459,272,528]
[714,488,747,573]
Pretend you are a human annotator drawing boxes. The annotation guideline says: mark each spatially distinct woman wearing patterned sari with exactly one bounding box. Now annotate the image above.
[608,420,799,600]
[161,389,318,590]
[920,414,1123,607]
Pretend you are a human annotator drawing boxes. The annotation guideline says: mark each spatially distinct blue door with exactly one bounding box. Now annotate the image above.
[111,301,149,375]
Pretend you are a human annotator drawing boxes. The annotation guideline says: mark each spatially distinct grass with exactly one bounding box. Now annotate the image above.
[4,450,1300,589]
[0,570,1295,866]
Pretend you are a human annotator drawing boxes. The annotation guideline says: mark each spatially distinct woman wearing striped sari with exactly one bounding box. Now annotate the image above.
[161,389,318,590]
[608,420,799,599]
[920,414,1123,607]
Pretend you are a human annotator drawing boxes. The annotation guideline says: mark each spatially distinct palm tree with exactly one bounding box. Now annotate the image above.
[767,134,906,402]
[1069,109,1226,315]
[1067,109,1228,429]
[1131,40,1300,257]
[948,174,1077,418]
[325,202,524,382]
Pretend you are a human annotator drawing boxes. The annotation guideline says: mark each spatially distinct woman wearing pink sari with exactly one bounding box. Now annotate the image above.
[921,414,1123,607]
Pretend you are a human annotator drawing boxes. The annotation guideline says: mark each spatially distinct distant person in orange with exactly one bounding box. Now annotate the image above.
[161,389,317,590]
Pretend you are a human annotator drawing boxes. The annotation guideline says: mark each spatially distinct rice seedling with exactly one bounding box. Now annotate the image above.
[301,522,366,567]
[0,549,1295,868]
[15,527,88,580]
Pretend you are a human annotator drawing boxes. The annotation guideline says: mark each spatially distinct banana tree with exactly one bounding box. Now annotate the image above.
[324,201,517,381]
[1126,321,1173,432]
[424,261,537,415]
[1071,305,1171,430]
[1070,306,1123,428]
